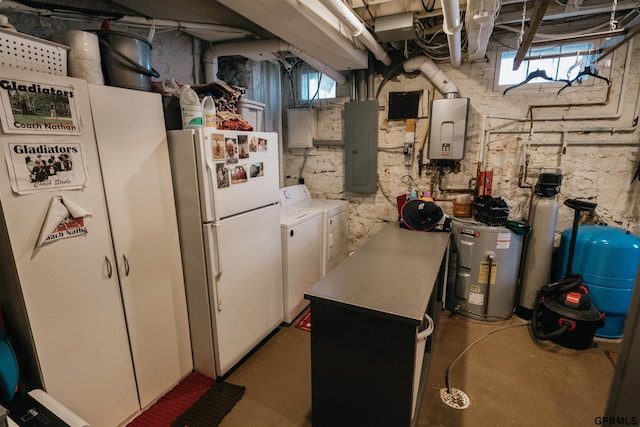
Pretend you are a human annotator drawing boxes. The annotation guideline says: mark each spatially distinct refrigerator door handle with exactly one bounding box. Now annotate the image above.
[203,158,217,222]
[211,226,223,279]
[214,228,223,311]
[205,224,223,311]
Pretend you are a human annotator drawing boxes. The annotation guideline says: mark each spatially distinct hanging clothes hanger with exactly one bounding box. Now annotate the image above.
[557,66,611,95]
[503,69,570,95]
[566,51,585,80]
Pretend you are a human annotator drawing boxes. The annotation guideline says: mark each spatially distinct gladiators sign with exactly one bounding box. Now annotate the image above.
[0,78,81,134]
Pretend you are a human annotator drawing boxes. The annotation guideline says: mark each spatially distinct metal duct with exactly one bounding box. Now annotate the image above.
[0,1,259,42]
[317,0,391,66]
[202,38,346,85]
[403,56,459,96]
[440,0,463,68]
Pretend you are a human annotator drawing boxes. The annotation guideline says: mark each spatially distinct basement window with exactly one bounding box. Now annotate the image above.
[300,69,336,101]
[498,42,597,89]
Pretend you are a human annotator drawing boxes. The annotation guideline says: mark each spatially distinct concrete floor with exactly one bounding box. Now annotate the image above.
[220,307,620,427]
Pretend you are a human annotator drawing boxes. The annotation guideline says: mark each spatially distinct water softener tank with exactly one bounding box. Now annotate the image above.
[516,173,561,320]
[447,218,524,320]
[556,224,640,338]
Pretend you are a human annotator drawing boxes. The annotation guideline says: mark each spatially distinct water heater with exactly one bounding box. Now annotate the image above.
[447,218,524,320]
[427,97,469,161]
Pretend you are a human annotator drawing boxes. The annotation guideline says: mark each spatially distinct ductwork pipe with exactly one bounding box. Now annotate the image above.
[403,55,459,96]
[0,1,260,40]
[202,38,346,85]
[440,0,463,68]
[317,0,391,66]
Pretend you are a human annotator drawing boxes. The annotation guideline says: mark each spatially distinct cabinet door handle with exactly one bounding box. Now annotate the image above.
[105,256,113,279]
[123,254,130,276]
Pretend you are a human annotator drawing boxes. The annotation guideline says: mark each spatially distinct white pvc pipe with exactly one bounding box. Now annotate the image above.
[440,0,463,68]
[202,38,346,85]
[318,0,391,66]
[403,55,459,95]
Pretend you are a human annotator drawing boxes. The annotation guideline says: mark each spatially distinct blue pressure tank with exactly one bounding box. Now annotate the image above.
[556,224,640,338]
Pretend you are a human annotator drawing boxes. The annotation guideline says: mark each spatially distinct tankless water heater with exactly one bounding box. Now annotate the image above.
[427,97,469,161]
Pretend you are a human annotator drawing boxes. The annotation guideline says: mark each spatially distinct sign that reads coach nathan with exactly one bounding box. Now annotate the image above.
[0,79,81,135]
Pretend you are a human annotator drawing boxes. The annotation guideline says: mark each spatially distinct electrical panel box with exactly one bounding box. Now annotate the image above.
[287,108,316,148]
[427,97,469,161]
[345,100,378,193]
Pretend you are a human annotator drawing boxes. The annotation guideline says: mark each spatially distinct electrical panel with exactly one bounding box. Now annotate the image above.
[345,100,378,193]
[427,97,469,161]
[287,108,315,148]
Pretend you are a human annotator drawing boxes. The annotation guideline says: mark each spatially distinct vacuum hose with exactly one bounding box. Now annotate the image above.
[531,302,572,340]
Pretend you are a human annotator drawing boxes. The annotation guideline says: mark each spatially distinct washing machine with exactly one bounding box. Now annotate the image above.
[282,185,350,277]
[280,188,323,324]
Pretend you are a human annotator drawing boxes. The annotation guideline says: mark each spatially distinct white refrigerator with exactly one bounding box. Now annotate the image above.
[168,128,284,378]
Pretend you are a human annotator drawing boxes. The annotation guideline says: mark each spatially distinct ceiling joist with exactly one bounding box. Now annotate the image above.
[513,0,552,70]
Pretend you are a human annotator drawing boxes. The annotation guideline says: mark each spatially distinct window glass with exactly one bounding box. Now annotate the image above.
[498,42,595,87]
[300,70,336,101]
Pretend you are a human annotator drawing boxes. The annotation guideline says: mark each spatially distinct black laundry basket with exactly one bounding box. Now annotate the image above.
[474,196,509,226]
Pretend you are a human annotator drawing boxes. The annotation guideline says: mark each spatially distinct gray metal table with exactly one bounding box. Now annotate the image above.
[305,222,450,426]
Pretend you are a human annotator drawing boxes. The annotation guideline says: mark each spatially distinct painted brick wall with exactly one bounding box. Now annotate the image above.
[284,39,640,252]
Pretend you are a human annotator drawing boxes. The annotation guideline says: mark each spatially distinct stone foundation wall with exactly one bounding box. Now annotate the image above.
[284,39,640,251]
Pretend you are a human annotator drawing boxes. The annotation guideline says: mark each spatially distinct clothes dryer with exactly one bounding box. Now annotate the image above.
[280,189,323,324]
[306,198,349,277]
[281,185,350,277]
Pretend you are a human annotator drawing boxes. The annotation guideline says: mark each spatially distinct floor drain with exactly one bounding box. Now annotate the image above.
[439,387,471,409]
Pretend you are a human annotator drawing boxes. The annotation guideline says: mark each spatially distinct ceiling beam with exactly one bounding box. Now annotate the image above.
[496,0,638,25]
[513,0,552,70]
[596,14,640,61]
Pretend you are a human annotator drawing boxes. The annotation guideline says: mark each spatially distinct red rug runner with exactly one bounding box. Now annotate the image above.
[295,311,311,332]
[127,371,214,426]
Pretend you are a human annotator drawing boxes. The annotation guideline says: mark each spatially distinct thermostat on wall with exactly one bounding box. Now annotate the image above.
[287,108,316,148]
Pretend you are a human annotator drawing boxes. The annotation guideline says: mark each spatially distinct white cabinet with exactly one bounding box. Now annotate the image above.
[0,69,191,427]
[0,74,140,427]
[88,85,192,409]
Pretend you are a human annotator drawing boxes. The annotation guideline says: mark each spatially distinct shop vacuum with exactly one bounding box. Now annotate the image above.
[531,199,605,350]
